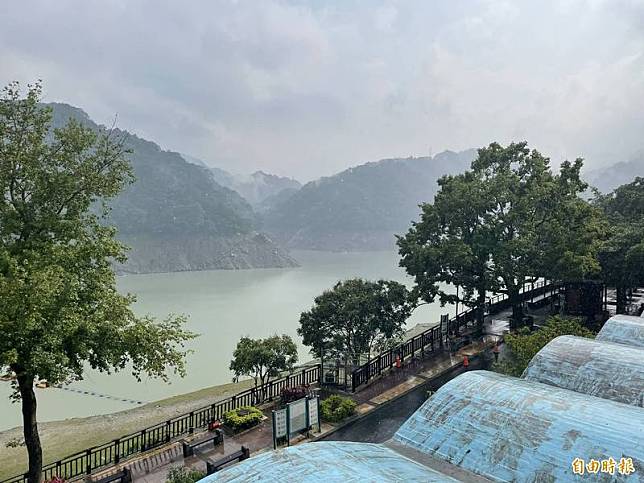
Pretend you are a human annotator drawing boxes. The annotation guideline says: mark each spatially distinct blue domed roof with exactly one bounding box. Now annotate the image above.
[523,335,644,406]
[596,314,644,348]
[394,371,643,482]
[200,441,460,482]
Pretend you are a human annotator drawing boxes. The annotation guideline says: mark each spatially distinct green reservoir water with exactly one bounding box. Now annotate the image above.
[0,250,451,431]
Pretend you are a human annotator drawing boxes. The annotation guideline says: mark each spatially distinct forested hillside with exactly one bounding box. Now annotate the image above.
[263,150,476,250]
[49,103,297,272]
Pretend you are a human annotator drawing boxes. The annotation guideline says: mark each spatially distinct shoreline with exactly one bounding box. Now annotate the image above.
[0,378,256,479]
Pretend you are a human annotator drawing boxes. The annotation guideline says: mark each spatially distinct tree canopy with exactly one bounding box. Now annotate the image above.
[0,82,195,482]
[229,334,298,401]
[398,170,494,326]
[298,278,414,366]
[595,177,644,313]
[399,142,603,327]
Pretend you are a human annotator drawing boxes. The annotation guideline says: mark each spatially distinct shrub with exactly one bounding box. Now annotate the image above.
[222,405,263,432]
[493,315,595,377]
[320,395,356,423]
[280,385,309,405]
[166,466,206,483]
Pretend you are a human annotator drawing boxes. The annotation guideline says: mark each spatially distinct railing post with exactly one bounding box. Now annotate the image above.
[189,412,195,434]
[85,448,92,475]
[141,429,147,451]
[114,439,120,464]
[165,421,171,443]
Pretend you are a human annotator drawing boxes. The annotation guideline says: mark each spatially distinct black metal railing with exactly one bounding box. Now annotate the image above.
[351,281,560,391]
[1,365,321,483]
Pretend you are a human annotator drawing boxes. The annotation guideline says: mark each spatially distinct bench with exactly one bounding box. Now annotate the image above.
[181,429,224,458]
[94,468,132,483]
[206,446,251,474]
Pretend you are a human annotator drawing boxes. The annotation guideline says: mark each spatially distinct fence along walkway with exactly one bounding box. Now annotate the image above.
[1,365,321,483]
[351,281,559,391]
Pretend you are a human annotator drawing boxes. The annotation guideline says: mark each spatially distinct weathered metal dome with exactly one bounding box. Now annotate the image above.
[199,441,459,482]
[596,314,644,348]
[394,371,643,482]
[523,335,644,407]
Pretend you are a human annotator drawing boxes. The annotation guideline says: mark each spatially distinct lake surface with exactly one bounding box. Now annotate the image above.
[0,250,452,431]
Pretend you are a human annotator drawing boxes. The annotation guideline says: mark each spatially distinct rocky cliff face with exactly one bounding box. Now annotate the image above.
[115,233,298,273]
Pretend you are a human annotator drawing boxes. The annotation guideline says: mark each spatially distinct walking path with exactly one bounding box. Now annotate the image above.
[99,317,506,481]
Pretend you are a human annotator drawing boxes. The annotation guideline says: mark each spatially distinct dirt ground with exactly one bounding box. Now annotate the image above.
[0,379,255,479]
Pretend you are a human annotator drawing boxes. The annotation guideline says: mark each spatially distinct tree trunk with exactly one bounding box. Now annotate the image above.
[15,369,42,483]
[508,288,523,329]
[476,285,487,329]
[616,285,628,314]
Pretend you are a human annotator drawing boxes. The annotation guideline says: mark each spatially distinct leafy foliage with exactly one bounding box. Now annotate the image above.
[229,335,298,401]
[595,177,644,313]
[222,406,263,432]
[320,395,357,423]
[280,385,309,405]
[298,278,414,365]
[0,81,196,482]
[165,466,206,483]
[400,142,604,326]
[398,170,493,326]
[494,316,594,377]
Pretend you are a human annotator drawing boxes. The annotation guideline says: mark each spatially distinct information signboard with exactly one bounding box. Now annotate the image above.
[288,398,307,435]
[271,408,288,449]
[272,396,320,449]
[308,397,320,431]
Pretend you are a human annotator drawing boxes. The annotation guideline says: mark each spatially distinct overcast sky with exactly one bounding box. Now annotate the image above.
[2,0,643,181]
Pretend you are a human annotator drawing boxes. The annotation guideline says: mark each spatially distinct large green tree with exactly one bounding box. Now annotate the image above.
[229,335,298,402]
[0,82,195,482]
[473,143,602,324]
[298,278,414,367]
[400,142,603,328]
[595,177,644,313]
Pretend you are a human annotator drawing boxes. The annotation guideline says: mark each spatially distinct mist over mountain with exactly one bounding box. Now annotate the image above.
[49,103,297,273]
[182,155,301,211]
[263,149,477,251]
[584,154,644,193]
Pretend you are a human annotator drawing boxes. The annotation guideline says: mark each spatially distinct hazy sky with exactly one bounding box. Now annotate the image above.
[2,0,643,181]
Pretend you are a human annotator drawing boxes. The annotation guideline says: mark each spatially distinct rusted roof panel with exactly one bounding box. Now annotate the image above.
[523,335,644,407]
[394,371,644,482]
[596,315,644,348]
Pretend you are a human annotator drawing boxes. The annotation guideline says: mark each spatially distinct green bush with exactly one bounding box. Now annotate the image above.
[320,395,357,423]
[166,466,206,483]
[222,405,263,432]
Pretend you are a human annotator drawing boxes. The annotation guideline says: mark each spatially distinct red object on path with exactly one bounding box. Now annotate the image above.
[208,420,222,431]
[395,355,401,369]
[463,355,469,369]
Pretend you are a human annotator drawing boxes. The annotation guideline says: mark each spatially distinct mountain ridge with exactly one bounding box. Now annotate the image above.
[262,149,477,251]
[47,103,298,273]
